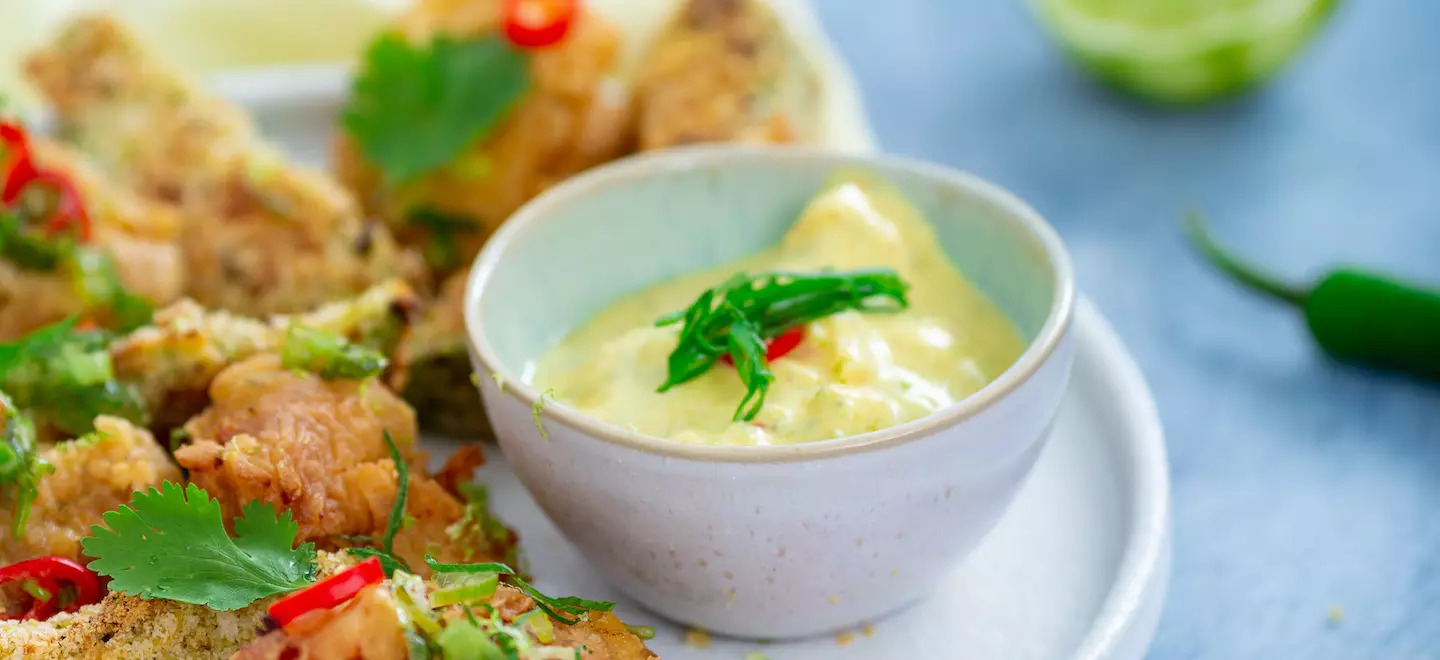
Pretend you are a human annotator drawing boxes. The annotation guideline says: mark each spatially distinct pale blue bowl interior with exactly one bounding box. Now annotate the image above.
[479,150,1059,372]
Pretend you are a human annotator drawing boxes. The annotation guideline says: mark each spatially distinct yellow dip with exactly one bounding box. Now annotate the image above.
[530,178,1026,446]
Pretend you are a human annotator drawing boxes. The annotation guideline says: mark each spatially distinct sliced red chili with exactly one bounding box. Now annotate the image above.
[267,557,383,628]
[26,171,93,242]
[0,120,36,206]
[721,326,806,366]
[501,0,578,49]
[0,556,105,621]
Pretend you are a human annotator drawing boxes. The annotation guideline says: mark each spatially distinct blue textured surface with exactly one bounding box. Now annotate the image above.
[813,2,1440,659]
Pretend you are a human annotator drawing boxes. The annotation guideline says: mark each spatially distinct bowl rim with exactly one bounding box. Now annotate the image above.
[463,145,1075,463]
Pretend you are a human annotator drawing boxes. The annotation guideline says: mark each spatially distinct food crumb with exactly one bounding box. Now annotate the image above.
[743,653,773,660]
[1326,605,1345,627]
[685,628,711,649]
[836,631,856,647]
[828,595,840,604]
[862,623,877,637]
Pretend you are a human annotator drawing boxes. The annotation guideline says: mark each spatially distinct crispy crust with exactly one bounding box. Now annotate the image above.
[0,416,180,566]
[633,0,819,149]
[25,15,421,316]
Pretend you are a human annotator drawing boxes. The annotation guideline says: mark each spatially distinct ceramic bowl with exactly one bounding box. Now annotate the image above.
[463,146,1076,639]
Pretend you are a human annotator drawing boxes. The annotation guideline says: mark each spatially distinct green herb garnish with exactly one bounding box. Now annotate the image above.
[281,325,388,380]
[345,429,411,575]
[657,269,909,421]
[70,246,154,333]
[0,212,68,271]
[424,555,615,626]
[408,206,480,271]
[82,482,318,610]
[344,33,529,184]
[0,317,147,436]
[0,390,54,539]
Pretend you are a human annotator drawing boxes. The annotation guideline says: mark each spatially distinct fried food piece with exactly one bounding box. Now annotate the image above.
[241,580,656,660]
[634,0,820,149]
[400,272,494,439]
[0,552,357,660]
[232,584,404,660]
[25,15,419,316]
[173,355,514,570]
[110,280,419,432]
[332,0,633,275]
[0,139,181,340]
[0,416,180,565]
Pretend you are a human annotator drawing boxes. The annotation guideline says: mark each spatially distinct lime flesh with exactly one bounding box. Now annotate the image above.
[1034,0,1338,104]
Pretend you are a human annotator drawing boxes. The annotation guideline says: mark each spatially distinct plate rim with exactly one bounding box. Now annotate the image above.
[1068,297,1173,660]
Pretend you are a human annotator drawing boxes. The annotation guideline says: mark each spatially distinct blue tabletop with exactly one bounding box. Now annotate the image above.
[814,2,1440,658]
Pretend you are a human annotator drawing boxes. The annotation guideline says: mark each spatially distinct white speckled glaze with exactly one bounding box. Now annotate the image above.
[464,147,1075,639]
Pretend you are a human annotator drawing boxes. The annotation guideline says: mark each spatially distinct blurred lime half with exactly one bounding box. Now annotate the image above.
[1033,0,1338,104]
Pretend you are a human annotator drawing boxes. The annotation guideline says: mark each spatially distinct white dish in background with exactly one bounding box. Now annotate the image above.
[214,0,1171,652]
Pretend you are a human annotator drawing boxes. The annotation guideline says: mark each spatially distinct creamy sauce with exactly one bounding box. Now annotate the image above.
[530,177,1026,446]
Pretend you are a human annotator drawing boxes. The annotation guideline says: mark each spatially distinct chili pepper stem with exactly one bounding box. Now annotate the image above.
[1183,213,1309,307]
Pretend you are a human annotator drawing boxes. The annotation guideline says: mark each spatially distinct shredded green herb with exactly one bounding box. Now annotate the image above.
[0,390,53,539]
[344,33,529,184]
[0,213,152,331]
[424,555,614,626]
[656,269,909,421]
[281,325,388,380]
[0,317,147,436]
[346,429,411,575]
[532,389,553,440]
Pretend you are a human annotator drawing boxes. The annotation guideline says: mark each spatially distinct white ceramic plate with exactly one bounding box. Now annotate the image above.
[214,2,1171,655]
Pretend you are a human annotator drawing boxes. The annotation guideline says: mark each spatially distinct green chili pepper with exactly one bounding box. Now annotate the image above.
[1185,214,1440,380]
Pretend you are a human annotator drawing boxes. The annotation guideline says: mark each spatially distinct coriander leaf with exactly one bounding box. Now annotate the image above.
[82,482,317,610]
[344,33,529,184]
[0,317,147,436]
[281,325,388,380]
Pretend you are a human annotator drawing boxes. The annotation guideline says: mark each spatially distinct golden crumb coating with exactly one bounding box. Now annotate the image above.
[25,15,421,316]
[0,416,180,566]
[332,0,633,275]
[634,0,819,149]
[0,139,181,340]
[109,280,419,432]
[174,355,514,571]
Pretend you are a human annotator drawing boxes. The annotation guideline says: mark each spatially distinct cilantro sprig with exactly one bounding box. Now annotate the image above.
[82,482,318,610]
[0,390,54,539]
[0,317,147,436]
[424,555,615,626]
[657,269,910,421]
[344,33,529,185]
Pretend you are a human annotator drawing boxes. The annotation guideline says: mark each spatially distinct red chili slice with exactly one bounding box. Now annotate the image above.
[501,0,578,49]
[267,557,383,628]
[0,556,105,621]
[721,326,806,366]
[0,120,36,205]
[26,171,93,241]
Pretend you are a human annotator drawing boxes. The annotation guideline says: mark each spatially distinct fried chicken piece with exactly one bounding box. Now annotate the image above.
[0,138,181,340]
[400,272,495,439]
[173,355,514,571]
[25,15,420,316]
[332,0,633,275]
[634,0,820,149]
[0,416,180,565]
[109,279,419,432]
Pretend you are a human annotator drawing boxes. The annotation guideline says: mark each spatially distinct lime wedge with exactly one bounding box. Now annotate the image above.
[1033,0,1338,104]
